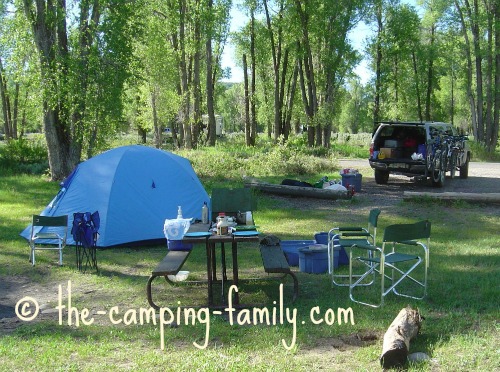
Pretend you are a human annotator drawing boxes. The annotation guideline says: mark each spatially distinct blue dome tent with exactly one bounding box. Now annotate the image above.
[20,145,210,247]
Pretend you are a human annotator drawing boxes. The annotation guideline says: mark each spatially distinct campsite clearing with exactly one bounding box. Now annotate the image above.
[0,161,499,371]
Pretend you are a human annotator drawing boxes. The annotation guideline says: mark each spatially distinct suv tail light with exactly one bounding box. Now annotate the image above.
[369,143,374,158]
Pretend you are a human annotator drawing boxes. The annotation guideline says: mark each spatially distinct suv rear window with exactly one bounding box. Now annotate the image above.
[429,125,454,138]
[373,125,426,151]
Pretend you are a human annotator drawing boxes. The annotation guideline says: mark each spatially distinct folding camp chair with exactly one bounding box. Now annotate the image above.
[72,211,100,273]
[348,220,431,308]
[29,215,68,266]
[328,208,381,286]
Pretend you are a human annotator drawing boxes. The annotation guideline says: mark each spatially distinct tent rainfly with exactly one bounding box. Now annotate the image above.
[20,145,210,247]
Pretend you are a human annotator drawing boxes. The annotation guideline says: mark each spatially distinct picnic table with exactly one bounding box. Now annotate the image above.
[146,224,298,309]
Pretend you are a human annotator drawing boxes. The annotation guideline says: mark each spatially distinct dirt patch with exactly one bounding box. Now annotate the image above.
[298,332,382,370]
[0,275,63,333]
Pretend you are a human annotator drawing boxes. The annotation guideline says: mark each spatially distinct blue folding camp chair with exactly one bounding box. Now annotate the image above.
[71,211,100,272]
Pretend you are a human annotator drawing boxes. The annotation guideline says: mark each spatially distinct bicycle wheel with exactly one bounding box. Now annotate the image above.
[450,151,457,179]
[431,150,445,187]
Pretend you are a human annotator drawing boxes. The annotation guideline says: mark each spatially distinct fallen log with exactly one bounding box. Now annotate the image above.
[403,191,500,203]
[244,177,352,200]
[380,306,424,369]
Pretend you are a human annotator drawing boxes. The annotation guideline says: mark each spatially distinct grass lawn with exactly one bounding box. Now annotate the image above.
[0,157,499,371]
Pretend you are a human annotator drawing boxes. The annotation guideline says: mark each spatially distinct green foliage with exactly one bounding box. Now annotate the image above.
[469,140,500,162]
[175,133,338,184]
[0,136,48,174]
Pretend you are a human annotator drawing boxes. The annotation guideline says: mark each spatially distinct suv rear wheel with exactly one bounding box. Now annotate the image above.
[375,170,389,184]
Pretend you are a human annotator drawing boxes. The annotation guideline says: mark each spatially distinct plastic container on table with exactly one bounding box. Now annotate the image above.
[167,239,193,251]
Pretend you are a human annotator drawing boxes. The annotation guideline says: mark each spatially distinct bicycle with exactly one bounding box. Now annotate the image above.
[426,134,446,187]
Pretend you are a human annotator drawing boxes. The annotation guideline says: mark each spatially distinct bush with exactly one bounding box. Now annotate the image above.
[468,140,500,162]
[0,135,49,174]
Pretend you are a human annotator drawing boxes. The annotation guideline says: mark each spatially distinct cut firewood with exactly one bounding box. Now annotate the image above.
[380,306,424,369]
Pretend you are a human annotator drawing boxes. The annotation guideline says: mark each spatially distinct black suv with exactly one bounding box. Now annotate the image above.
[369,121,471,187]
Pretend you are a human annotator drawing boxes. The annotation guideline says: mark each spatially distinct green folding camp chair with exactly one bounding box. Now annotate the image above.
[29,215,68,266]
[328,208,381,286]
[348,220,431,307]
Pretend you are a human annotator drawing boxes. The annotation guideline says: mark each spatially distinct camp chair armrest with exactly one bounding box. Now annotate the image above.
[33,233,64,240]
[395,240,428,254]
[397,240,418,245]
[341,232,371,237]
[350,242,378,252]
[338,227,366,232]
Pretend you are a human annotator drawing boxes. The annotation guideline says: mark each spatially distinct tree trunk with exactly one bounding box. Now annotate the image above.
[23,0,77,180]
[284,61,299,140]
[394,56,399,119]
[455,0,478,137]
[250,7,257,146]
[151,88,162,149]
[0,56,12,139]
[464,0,484,141]
[243,54,251,146]
[279,49,289,139]
[380,306,424,369]
[412,51,423,122]
[263,0,285,141]
[178,0,190,148]
[12,82,19,139]
[425,24,435,121]
[192,2,202,149]
[295,0,318,147]
[373,1,383,125]
[492,0,500,151]
[484,0,493,148]
[205,0,216,147]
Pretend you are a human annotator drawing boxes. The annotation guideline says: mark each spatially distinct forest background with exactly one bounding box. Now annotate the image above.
[0,0,499,180]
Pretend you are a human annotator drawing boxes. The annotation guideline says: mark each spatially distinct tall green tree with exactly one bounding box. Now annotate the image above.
[20,0,138,180]
[1,1,41,139]
[454,0,500,150]
[294,0,364,146]
[148,0,230,149]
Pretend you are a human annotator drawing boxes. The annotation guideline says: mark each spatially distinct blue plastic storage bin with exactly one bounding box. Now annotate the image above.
[167,239,193,251]
[298,245,329,274]
[341,173,362,192]
[281,240,316,266]
[314,232,349,266]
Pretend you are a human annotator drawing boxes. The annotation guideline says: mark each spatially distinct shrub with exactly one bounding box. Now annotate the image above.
[0,135,49,174]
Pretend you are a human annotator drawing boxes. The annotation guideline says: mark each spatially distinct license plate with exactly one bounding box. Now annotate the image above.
[392,163,408,169]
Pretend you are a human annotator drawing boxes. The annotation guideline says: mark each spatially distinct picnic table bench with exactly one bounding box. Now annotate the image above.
[146,250,191,310]
[259,243,299,302]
